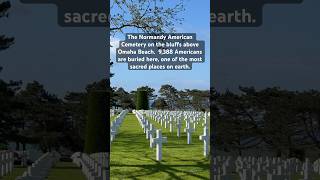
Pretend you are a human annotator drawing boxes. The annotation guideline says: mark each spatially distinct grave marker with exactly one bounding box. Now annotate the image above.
[184,121,195,144]
[199,126,209,157]
[151,129,167,161]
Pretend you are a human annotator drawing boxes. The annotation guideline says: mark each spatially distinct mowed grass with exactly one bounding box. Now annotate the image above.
[213,173,320,180]
[110,113,210,180]
[1,162,86,180]
[111,114,119,122]
[47,162,86,180]
[1,166,26,180]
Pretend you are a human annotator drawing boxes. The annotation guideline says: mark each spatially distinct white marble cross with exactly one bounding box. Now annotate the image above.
[140,117,145,129]
[151,129,167,161]
[193,120,197,130]
[147,123,155,140]
[177,116,182,137]
[110,130,117,142]
[0,151,14,177]
[110,121,115,131]
[148,124,157,148]
[164,116,167,129]
[169,116,173,132]
[185,116,189,128]
[202,112,208,127]
[303,158,312,180]
[184,121,195,144]
[144,120,149,134]
[199,126,209,157]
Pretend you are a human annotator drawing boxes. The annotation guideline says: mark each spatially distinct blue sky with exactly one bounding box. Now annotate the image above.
[110,0,210,92]
[2,0,319,97]
[213,0,320,92]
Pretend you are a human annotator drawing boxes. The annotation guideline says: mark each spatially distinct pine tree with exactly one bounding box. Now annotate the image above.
[136,90,149,110]
[84,90,109,153]
[0,1,14,51]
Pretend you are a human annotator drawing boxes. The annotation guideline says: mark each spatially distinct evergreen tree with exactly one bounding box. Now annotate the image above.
[84,90,109,153]
[136,90,149,110]
[0,0,14,51]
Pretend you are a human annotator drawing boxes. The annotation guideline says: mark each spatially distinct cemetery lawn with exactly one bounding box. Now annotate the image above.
[110,113,210,180]
[111,115,117,122]
[1,166,26,180]
[47,162,86,180]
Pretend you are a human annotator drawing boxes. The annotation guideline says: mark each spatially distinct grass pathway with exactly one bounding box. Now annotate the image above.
[111,115,118,122]
[1,167,26,180]
[47,162,86,180]
[110,113,210,180]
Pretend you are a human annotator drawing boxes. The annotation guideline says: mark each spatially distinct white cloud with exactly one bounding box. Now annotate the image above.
[110,37,120,58]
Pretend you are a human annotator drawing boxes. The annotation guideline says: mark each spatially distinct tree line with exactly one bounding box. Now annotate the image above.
[0,75,210,152]
[3,64,319,159]
[0,77,110,152]
[110,85,210,111]
[2,0,319,159]
[212,87,320,159]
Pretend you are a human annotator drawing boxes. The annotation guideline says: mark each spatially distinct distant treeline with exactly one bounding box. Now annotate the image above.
[212,87,320,159]
[0,76,109,152]
[2,70,320,160]
[110,85,210,111]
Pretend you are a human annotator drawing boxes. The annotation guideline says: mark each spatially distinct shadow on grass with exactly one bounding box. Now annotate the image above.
[1,167,26,180]
[111,114,210,180]
[47,162,86,180]
[51,166,80,170]
[112,159,209,180]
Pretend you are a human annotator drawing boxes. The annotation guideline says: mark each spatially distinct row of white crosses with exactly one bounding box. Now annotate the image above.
[16,151,60,180]
[90,152,109,171]
[110,108,125,118]
[71,152,108,180]
[212,155,320,180]
[0,151,14,177]
[133,110,167,161]
[144,110,209,137]
[143,110,210,157]
[110,110,128,142]
[16,151,29,166]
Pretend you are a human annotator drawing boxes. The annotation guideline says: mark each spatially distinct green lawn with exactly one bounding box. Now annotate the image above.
[110,113,210,180]
[111,114,119,122]
[47,162,86,180]
[213,173,320,180]
[1,162,87,180]
[1,166,26,180]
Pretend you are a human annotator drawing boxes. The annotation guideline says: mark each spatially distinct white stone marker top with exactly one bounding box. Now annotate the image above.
[149,124,157,147]
[202,112,208,127]
[184,121,195,144]
[199,126,209,157]
[110,130,117,142]
[151,129,167,161]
